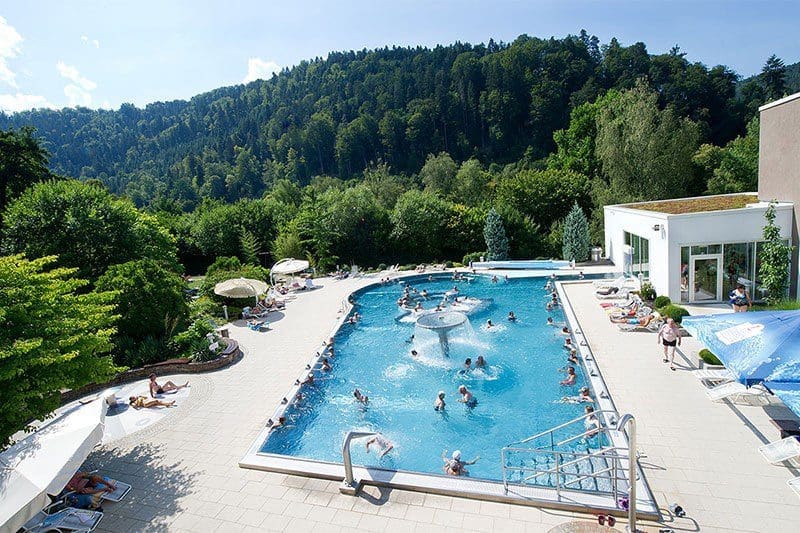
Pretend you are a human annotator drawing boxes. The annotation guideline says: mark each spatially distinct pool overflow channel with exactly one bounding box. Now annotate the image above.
[239,273,658,520]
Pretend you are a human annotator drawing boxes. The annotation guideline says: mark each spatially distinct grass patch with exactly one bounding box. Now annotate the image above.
[752,299,800,311]
[626,194,757,215]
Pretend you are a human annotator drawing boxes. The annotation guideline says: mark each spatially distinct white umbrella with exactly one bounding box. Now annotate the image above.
[0,398,106,532]
[270,258,310,284]
[213,277,269,302]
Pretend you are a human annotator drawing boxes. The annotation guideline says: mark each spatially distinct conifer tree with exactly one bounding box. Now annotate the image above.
[483,208,509,260]
[562,202,590,262]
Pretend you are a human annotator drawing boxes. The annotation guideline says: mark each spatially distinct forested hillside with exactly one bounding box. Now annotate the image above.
[0,32,780,209]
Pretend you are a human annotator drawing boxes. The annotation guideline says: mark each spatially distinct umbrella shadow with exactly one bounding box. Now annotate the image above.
[83,442,198,532]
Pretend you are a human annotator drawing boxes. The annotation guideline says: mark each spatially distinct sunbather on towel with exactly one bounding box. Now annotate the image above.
[129,395,175,409]
[611,314,656,327]
[149,373,189,397]
[65,472,116,495]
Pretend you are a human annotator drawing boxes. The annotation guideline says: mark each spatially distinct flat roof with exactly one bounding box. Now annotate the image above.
[614,193,759,215]
[759,91,800,112]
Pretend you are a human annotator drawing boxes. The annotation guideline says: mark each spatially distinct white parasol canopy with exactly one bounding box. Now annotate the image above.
[213,277,269,302]
[0,398,106,532]
[270,258,310,284]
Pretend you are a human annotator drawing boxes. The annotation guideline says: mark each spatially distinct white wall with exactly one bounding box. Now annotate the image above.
[605,203,794,302]
[603,206,669,295]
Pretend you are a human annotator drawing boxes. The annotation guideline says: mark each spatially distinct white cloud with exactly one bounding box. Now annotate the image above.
[57,61,96,91]
[57,61,96,107]
[0,92,54,113]
[81,35,100,48]
[243,57,279,83]
[0,16,23,88]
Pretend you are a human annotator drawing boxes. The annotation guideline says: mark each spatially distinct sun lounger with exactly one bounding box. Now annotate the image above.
[789,476,800,497]
[22,507,103,532]
[99,480,131,502]
[692,368,736,384]
[593,275,628,288]
[618,318,663,332]
[759,436,800,464]
[595,287,630,300]
[706,381,768,402]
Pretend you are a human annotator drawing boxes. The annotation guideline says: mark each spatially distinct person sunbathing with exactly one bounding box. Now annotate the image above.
[129,395,175,409]
[611,314,656,327]
[148,373,188,397]
[65,471,117,495]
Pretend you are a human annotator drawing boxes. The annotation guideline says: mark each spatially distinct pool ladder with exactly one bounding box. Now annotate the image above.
[339,431,377,495]
[501,411,638,531]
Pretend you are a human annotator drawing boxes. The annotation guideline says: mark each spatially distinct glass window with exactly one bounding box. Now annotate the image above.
[680,246,690,303]
[623,231,649,279]
[723,243,755,299]
[691,244,722,255]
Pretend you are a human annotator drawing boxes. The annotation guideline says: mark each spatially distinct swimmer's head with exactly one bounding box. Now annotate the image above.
[580,386,589,393]
[452,450,462,460]
[438,391,445,399]
[458,385,467,393]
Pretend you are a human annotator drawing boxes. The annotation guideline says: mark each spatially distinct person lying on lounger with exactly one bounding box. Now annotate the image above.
[65,471,117,495]
[129,395,176,409]
[610,314,656,327]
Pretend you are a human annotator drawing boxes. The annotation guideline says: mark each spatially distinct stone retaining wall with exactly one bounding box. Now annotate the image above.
[60,338,241,404]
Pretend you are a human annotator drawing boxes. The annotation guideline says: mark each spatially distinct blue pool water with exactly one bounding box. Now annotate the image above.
[261,275,593,481]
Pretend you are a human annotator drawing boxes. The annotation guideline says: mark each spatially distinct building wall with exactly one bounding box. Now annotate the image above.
[605,204,793,302]
[759,93,800,296]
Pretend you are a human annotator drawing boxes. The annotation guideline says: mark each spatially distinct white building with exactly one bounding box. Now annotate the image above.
[604,194,793,303]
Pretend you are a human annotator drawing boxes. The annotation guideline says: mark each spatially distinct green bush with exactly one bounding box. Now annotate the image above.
[444,260,454,268]
[653,295,672,308]
[699,348,722,366]
[172,318,220,362]
[463,251,486,265]
[377,263,387,271]
[658,304,690,324]
[639,282,656,301]
[399,264,417,271]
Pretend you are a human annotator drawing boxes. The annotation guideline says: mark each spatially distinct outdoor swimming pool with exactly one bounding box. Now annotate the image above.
[260,274,597,481]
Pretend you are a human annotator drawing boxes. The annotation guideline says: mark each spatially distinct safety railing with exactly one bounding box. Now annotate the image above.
[501,411,638,531]
[339,430,376,495]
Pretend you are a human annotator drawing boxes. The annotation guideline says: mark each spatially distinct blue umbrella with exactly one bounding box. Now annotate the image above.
[764,381,800,418]
[682,310,800,386]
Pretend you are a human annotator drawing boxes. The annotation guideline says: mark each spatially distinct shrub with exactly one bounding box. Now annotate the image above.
[699,348,722,366]
[444,260,454,268]
[639,282,656,301]
[172,318,219,362]
[399,264,417,271]
[653,295,671,308]
[463,251,486,265]
[658,304,690,323]
[377,263,387,271]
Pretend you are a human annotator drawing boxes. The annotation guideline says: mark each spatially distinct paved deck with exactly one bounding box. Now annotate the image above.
[563,281,800,532]
[83,274,800,532]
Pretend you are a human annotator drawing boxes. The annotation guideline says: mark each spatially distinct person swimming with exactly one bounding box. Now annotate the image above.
[442,449,479,476]
[564,338,573,349]
[353,388,369,404]
[560,367,577,386]
[547,317,554,326]
[458,385,477,406]
[475,355,486,368]
[321,358,332,372]
[434,391,446,411]
[460,358,472,373]
[508,311,517,321]
[561,326,570,335]
[486,319,494,329]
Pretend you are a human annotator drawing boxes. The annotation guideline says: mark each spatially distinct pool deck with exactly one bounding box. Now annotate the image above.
[83,272,800,532]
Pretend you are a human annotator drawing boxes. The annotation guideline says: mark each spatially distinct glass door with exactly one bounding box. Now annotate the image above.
[690,254,722,302]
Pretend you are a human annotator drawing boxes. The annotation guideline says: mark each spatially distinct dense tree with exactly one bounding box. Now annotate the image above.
[483,208,509,261]
[562,202,590,262]
[390,190,454,262]
[695,117,760,194]
[95,259,189,366]
[420,152,458,196]
[0,255,120,447]
[1,180,178,281]
[761,55,787,101]
[595,80,702,202]
[0,127,52,218]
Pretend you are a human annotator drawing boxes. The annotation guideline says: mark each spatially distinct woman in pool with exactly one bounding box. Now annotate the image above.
[434,391,446,411]
[508,311,517,321]
[561,326,570,335]
[442,449,480,476]
[560,367,577,386]
[461,358,472,373]
[547,317,554,326]
[584,406,601,437]
[366,434,394,457]
[458,385,476,406]
[563,338,573,350]
[475,355,486,368]
[567,349,579,365]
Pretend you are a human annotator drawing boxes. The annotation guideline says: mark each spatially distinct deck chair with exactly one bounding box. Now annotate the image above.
[22,506,103,532]
[692,368,735,384]
[593,275,629,288]
[789,476,800,497]
[596,287,630,300]
[706,381,768,402]
[759,436,800,464]
[242,306,268,319]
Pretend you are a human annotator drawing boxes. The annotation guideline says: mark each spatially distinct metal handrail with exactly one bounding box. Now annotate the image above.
[340,430,376,495]
[509,409,618,447]
[513,446,630,478]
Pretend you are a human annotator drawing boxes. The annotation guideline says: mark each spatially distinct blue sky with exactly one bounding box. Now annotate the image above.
[0,0,797,113]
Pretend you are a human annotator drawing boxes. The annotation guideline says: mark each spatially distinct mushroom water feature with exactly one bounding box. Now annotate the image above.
[415,311,471,358]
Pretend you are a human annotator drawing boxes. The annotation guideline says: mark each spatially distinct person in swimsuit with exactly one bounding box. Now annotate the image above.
[434,391,446,411]
[475,355,487,368]
[508,311,517,321]
[442,449,480,476]
[354,388,369,404]
[129,395,175,409]
[657,318,682,370]
[584,406,601,437]
[148,373,188,397]
[560,366,577,386]
[610,314,656,327]
[366,434,394,457]
[458,385,477,406]
[729,283,751,312]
